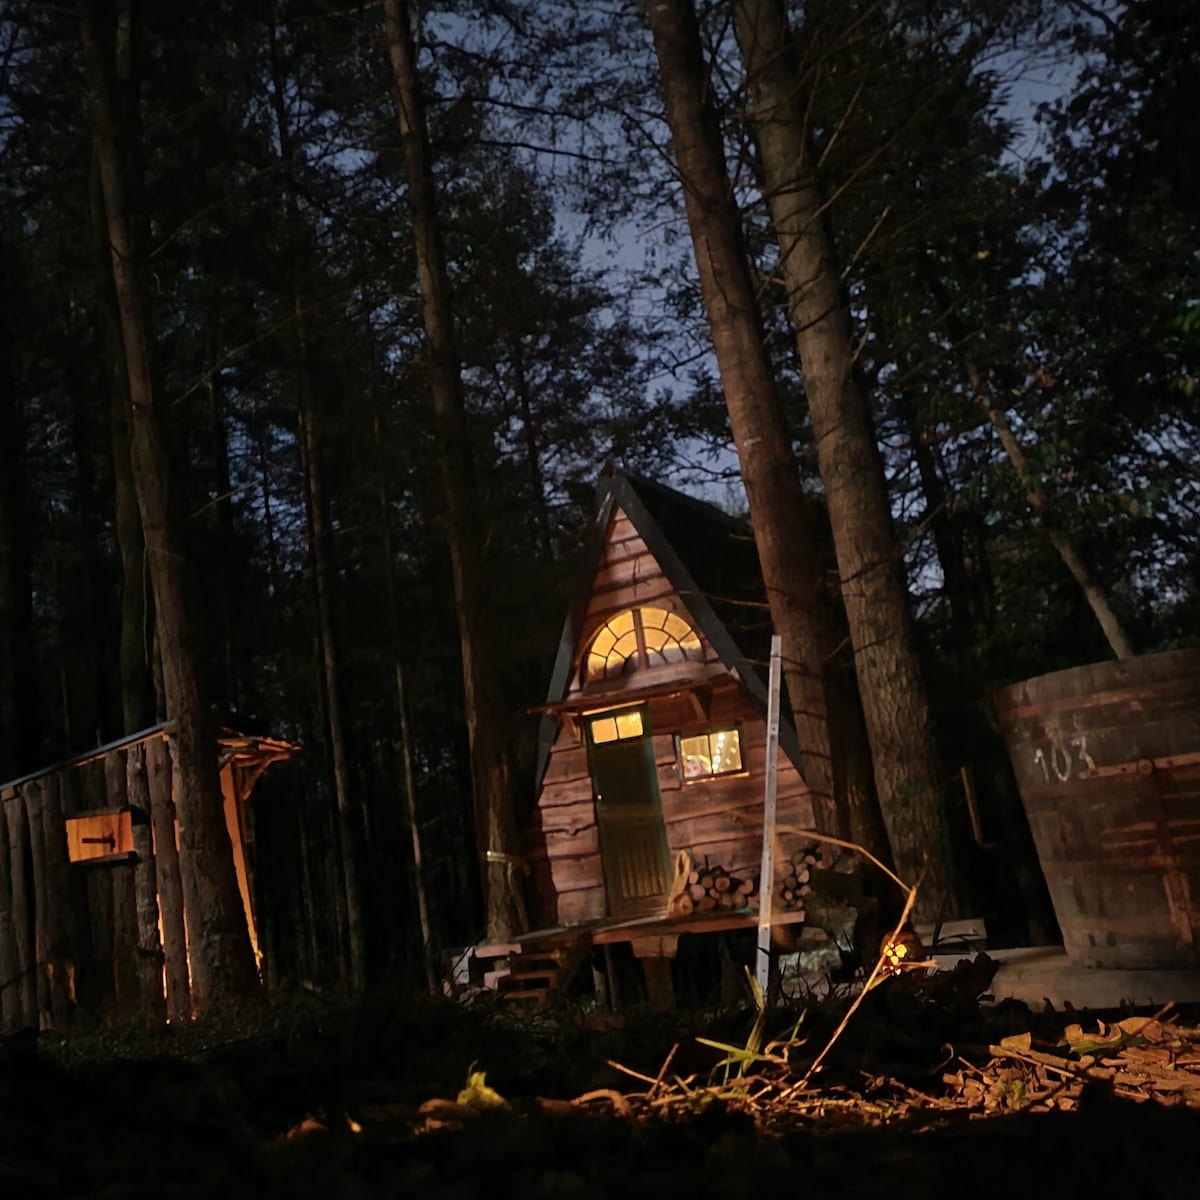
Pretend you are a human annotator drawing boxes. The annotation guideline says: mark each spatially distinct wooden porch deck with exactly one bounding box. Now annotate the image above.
[477,905,809,959]
[475,907,811,1006]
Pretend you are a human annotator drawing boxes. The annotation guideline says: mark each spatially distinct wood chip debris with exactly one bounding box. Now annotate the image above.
[415,1003,1200,1134]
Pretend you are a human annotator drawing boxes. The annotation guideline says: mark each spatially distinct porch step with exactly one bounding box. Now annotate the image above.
[499,987,551,1003]
[477,946,573,965]
[476,933,592,1006]
[506,967,557,983]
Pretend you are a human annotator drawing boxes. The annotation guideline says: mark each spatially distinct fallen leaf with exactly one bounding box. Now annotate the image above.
[1062,1021,1125,1055]
[998,1032,1032,1053]
[1118,1017,1166,1043]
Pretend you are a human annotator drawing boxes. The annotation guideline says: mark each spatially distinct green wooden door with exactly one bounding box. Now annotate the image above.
[588,711,671,917]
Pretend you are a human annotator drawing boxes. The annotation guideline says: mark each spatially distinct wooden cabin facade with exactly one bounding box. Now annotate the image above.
[0,724,294,1033]
[524,467,814,935]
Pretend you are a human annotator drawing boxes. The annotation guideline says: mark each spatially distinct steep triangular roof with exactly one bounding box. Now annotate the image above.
[535,465,804,784]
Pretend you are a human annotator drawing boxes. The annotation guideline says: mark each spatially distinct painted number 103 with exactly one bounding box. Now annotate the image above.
[1032,732,1097,783]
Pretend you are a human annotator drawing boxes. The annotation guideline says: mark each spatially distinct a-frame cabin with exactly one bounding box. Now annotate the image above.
[522,466,815,948]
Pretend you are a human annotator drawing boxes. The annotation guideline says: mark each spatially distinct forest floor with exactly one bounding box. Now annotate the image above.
[4,956,1200,1199]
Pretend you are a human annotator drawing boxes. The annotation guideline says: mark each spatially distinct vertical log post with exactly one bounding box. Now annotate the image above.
[111,864,138,1021]
[150,736,190,1021]
[297,801,320,982]
[396,664,436,994]
[126,743,165,1024]
[104,749,140,1020]
[84,761,115,1018]
[40,772,76,1029]
[0,793,17,1033]
[4,788,36,1026]
[631,936,678,1012]
[23,778,50,1028]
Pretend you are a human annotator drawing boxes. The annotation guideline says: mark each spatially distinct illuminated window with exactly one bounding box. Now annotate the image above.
[679,729,743,781]
[585,606,702,682]
[590,708,645,744]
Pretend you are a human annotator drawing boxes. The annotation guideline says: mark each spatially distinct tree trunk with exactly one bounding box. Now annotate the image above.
[126,744,165,1022]
[732,0,958,918]
[207,314,245,712]
[112,412,166,1021]
[371,409,437,992]
[909,423,985,649]
[973,371,1134,660]
[383,0,523,939]
[108,361,156,731]
[296,799,321,981]
[0,377,39,781]
[916,258,1134,659]
[78,0,259,1009]
[256,424,282,601]
[149,734,191,1020]
[509,338,555,562]
[264,22,367,993]
[882,336,990,653]
[95,121,166,1022]
[296,374,368,993]
[644,0,886,856]
[396,663,437,993]
[64,356,109,748]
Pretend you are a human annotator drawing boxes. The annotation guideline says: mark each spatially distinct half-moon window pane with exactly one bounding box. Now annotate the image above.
[584,606,703,682]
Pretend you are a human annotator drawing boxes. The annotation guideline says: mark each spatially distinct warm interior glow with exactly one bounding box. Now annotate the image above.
[585,606,702,682]
[591,708,645,744]
[680,728,743,780]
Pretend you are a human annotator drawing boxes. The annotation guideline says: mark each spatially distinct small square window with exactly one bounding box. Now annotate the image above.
[591,708,645,744]
[614,709,644,740]
[592,716,618,744]
[679,729,743,780]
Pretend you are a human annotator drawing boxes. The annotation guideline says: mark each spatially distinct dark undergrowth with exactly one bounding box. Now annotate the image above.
[2,981,1199,1198]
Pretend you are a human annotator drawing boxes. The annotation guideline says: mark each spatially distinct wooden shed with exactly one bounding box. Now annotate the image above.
[477,467,815,1003]
[0,724,295,1033]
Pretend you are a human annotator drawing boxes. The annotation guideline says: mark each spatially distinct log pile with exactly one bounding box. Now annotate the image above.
[667,859,757,917]
[776,843,821,915]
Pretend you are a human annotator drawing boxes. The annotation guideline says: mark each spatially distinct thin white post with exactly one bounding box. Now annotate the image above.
[755,634,782,999]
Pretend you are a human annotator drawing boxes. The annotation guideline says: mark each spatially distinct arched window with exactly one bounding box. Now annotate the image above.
[584,606,703,682]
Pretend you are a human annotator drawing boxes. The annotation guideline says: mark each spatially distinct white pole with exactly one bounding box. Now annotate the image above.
[755,634,782,999]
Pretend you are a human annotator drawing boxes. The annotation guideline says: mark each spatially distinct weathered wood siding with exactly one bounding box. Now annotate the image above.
[570,507,724,692]
[527,505,814,928]
[0,730,289,1033]
[655,688,813,879]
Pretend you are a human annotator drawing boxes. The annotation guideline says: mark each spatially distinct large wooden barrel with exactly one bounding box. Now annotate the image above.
[993,648,1200,969]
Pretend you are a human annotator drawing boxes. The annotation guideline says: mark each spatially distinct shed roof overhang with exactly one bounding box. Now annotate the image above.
[0,723,299,803]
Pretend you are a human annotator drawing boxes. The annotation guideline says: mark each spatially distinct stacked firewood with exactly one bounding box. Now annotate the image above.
[668,860,758,916]
[776,843,821,913]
